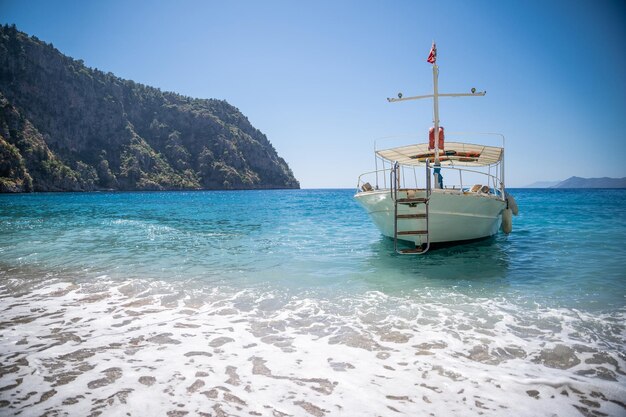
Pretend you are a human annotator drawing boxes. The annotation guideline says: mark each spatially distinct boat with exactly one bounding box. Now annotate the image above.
[354,43,517,254]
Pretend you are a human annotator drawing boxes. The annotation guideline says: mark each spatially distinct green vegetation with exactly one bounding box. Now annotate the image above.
[0,24,299,192]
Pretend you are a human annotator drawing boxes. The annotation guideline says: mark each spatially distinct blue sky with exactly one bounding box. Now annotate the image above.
[1,0,625,187]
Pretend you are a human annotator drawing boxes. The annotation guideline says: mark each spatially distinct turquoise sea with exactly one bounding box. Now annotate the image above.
[1,189,625,416]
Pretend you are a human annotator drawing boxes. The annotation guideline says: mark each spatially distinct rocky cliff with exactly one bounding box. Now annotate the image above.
[0,24,299,192]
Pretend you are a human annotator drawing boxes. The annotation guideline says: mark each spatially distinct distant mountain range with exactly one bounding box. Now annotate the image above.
[0,24,299,192]
[524,177,626,188]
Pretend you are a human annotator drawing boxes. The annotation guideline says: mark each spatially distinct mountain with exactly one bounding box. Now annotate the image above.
[551,176,626,189]
[0,24,299,192]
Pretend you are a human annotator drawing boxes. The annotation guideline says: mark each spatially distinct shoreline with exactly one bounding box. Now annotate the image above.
[1,278,624,416]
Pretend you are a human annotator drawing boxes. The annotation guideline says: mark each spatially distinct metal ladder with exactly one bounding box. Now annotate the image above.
[391,161,432,254]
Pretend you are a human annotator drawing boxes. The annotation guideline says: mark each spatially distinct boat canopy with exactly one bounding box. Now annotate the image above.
[376,141,502,167]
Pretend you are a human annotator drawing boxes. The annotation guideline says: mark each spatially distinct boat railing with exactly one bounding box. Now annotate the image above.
[357,162,504,198]
[435,164,504,197]
[357,168,393,192]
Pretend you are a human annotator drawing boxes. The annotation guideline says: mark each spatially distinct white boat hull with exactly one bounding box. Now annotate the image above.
[354,189,506,245]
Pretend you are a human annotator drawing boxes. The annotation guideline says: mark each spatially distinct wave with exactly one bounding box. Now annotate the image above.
[0,279,623,416]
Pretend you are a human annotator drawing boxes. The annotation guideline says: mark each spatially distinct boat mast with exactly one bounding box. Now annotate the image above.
[428,42,442,188]
[386,43,486,170]
[432,62,440,164]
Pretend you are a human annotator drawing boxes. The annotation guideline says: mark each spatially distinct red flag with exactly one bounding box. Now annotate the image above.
[427,42,436,64]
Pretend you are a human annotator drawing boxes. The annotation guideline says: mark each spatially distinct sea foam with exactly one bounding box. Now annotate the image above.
[1,279,624,417]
